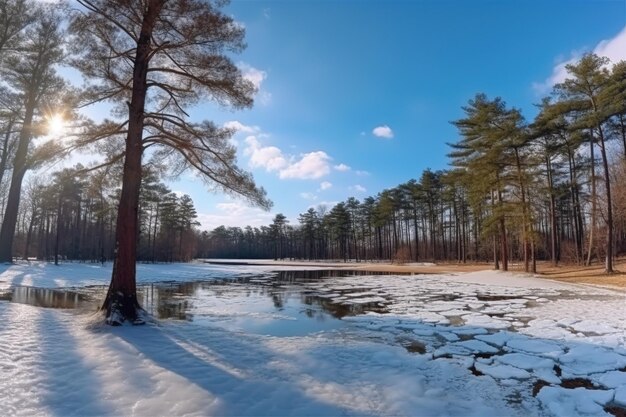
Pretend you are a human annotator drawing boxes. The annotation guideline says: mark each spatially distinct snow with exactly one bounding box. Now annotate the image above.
[2,262,626,416]
[474,362,532,380]
[536,386,614,416]
[615,386,626,407]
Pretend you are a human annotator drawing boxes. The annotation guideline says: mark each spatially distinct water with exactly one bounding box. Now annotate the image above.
[3,286,99,310]
[4,269,404,336]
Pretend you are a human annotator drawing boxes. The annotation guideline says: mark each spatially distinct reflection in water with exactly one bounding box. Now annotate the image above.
[9,286,98,310]
[6,269,402,335]
[138,270,396,321]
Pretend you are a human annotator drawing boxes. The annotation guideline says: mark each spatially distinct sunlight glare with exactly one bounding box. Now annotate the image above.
[47,114,65,136]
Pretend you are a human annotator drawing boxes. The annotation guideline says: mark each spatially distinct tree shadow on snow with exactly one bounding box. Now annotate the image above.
[113,323,353,416]
[35,309,111,417]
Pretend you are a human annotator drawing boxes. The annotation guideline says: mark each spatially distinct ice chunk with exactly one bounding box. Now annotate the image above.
[436,331,460,342]
[474,362,531,380]
[534,368,561,384]
[433,344,472,358]
[447,326,489,336]
[506,338,563,358]
[593,371,626,389]
[495,353,553,371]
[462,314,511,330]
[475,331,514,347]
[453,340,500,354]
[537,386,614,416]
[560,345,626,376]
[615,385,626,407]
[569,320,620,335]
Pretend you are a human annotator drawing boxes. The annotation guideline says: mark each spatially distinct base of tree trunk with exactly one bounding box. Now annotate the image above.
[102,291,146,326]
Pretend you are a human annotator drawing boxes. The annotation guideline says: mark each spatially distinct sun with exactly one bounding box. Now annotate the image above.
[47,114,66,136]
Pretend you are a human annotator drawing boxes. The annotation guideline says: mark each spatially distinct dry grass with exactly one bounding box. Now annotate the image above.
[533,259,626,288]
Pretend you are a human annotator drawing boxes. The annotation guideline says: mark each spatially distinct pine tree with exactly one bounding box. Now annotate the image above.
[69,0,271,323]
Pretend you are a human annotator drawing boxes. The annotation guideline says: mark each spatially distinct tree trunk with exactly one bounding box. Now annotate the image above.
[497,188,508,272]
[412,208,419,261]
[54,190,62,266]
[0,118,15,188]
[586,132,597,266]
[101,1,163,324]
[597,127,614,273]
[514,147,529,273]
[619,114,626,160]
[0,97,36,262]
[547,156,558,266]
[23,209,36,261]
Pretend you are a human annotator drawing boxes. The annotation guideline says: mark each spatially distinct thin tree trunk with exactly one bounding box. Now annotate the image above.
[497,188,508,272]
[586,132,597,266]
[54,190,62,266]
[23,209,36,261]
[514,147,529,272]
[547,155,558,266]
[0,118,15,187]
[597,126,613,273]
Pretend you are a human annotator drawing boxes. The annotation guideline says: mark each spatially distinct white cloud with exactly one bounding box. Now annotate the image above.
[196,201,274,230]
[334,163,351,172]
[223,120,259,134]
[355,170,370,177]
[239,63,267,90]
[279,151,331,180]
[350,184,367,193]
[372,125,394,139]
[239,62,271,105]
[535,25,626,93]
[244,136,288,172]
[243,136,332,180]
[300,192,317,201]
[319,181,332,191]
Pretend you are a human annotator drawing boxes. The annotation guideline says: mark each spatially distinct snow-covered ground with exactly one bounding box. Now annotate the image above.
[1,261,625,416]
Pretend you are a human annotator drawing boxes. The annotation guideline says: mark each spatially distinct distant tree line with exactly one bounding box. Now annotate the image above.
[0,165,200,264]
[199,54,626,273]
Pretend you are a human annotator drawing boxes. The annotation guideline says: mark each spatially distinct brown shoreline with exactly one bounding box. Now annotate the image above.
[204,258,626,288]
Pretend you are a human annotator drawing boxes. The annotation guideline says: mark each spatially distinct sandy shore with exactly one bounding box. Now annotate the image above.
[204,258,626,288]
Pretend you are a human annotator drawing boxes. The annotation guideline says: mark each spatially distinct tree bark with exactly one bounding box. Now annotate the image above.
[101,1,164,324]
[0,97,36,262]
[586,131,597,267]
[596,126,614,273]
[0,118,15,188]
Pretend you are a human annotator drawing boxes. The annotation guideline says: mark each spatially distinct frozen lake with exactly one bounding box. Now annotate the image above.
[1,262,626,416]
[3,270,403,337]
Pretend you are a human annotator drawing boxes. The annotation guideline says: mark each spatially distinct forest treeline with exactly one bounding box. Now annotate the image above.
[199,55,626,273]
[0,165,201,263]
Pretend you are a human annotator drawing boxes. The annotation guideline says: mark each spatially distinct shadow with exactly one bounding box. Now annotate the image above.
[294,314,626,416]
[113,324,353,416]
[35,308,110,416]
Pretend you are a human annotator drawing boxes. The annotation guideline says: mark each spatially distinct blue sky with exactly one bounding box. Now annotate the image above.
[130,1,626,229]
